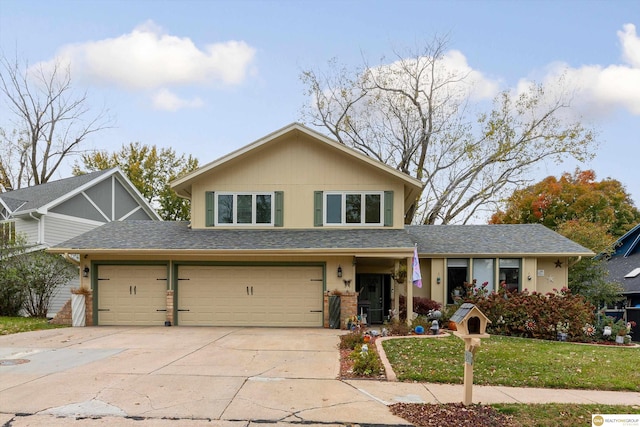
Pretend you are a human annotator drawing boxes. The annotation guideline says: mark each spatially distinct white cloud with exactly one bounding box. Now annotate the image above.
[151,88,204,111]
[36,20,256,92]
[518,23,640,119]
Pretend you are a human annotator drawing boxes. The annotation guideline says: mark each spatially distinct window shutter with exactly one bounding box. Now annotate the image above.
[314,191,323,227]
[274,191,284,227]
[384,191,394,227]
[205,191,215,227]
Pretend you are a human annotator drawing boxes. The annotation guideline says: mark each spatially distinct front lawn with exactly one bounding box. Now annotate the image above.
[0,316,68,335]
[382,335,640,391]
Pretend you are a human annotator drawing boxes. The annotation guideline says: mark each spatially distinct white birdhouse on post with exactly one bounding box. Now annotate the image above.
[449,303,491,405]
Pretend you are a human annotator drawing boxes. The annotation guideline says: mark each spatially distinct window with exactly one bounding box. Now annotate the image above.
[472,259,495,294]
[499,258,521,292]
[447,258,469,304]
[215,192,274,226]
[324,192,383,226]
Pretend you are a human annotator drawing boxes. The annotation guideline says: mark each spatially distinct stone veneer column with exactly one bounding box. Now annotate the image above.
[340,292,358,329]
[85,292,93,326]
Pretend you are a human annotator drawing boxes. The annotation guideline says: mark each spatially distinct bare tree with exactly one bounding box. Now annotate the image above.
[0,55,112,190]
[300,37,597,224]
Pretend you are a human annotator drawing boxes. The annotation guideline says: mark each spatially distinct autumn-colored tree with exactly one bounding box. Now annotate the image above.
[490,169,639,307]
[490,169,640,243]
[73,143,199,221]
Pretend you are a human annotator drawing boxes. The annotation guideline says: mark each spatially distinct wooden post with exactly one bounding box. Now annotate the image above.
[463,338,481,405]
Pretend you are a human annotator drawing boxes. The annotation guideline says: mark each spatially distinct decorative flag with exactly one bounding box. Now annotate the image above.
[412,244,422,288]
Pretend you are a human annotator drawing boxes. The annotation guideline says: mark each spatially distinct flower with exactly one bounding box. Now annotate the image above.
[525,319,536,331]
[582,323,595,336]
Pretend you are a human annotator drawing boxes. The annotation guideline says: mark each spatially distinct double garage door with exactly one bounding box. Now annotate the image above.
[96,264,324,327]
[177,265,324,327]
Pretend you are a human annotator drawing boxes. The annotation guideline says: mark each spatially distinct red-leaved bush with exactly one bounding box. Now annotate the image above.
[462,284,595,341]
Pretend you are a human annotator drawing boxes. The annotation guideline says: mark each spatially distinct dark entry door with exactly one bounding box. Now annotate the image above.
[357,274,384,324]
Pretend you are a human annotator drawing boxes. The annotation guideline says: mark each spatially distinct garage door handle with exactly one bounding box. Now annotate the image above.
[98,309,110,312]
[177,309,190,312]
[247,286,249,295]
[310,310,322,313]
[156,309,167,312]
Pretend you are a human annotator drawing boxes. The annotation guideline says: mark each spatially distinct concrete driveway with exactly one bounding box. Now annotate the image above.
[0,326,410,426]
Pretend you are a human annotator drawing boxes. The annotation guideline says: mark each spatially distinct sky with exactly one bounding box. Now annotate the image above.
[1,0,639,216]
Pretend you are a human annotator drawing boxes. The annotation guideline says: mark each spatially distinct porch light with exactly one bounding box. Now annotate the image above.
[437,275,441,285]
[83,266,90,277]
[337,265,343,278]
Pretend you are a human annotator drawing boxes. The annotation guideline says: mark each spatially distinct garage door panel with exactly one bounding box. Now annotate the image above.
[177,266,323,327]
[97,265,167,326]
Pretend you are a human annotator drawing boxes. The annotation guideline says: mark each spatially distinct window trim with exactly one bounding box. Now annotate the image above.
[214,192,275,226]
[323,191,384,226]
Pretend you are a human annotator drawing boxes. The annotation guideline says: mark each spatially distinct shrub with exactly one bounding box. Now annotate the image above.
[463,286,596,341]
[339,331,365,350]
[350,345,382,376]
[398,295,441,319]
[388,319,410,336]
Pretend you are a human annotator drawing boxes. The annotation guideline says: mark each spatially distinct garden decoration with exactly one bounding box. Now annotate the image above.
[449,303,491,405]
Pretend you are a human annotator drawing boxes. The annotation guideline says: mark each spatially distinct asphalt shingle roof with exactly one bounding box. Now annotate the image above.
[53,221,416,251]
[0,169,114,214]
[406,224,593,255]
[607,253,640,294]
[52,221,593,256]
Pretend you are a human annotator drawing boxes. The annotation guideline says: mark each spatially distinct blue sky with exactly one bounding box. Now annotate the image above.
[1,0,639,214]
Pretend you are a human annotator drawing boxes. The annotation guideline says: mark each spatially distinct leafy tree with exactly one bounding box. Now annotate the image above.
[490,171,639,307]
[490,169,640,241]
[0,55,111,190]
[300,36,596,224]
[73,142,199,221]
[0,235,27,316]
[13,250,76,318]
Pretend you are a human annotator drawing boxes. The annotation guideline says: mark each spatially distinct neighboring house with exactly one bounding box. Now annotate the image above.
[0,168,161,317]
[603,223,640,339]
[49,123,593,328]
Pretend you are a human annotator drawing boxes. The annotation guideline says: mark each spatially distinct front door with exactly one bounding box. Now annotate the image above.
[357,274,385,324]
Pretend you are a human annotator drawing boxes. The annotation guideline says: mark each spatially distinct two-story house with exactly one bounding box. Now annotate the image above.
[50,123,593,327]
[0,168,161,317]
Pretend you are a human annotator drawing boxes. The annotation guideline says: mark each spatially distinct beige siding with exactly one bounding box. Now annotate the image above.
[190,132,406,229]
[535,257,569,294]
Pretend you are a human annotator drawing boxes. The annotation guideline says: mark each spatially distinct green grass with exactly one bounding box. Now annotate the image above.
[0,316,68,335]
[495,404,640,426]
[382,335,640,391]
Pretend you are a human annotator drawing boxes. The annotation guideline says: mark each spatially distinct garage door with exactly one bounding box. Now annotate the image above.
[97,265,168,325]
[177,265,324,327]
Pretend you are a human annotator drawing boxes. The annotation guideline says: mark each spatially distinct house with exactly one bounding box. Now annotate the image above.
[49,123,593,328]
[0,168,161,317]
[603,223,640,340]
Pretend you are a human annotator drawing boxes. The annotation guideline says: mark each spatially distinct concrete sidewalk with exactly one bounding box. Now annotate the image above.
[0,326,638,427]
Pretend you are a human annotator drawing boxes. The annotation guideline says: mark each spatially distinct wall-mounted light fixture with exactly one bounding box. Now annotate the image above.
[83,266,90,278]
[337,265,343,278]
[527,274,532,281]
[436,275,441,285]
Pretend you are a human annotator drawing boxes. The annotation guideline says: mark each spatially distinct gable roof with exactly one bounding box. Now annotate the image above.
[170,122,424,213]
[48,220,416,255]
[0,168,161,220]
[604,223,640,294]
[406,224,594,256]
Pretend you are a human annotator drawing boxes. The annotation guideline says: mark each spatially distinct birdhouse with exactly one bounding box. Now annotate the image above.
[449,303,491,339]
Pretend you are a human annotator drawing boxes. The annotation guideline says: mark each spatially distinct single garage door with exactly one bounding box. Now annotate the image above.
[97,265,168,325]
[177,265,324,327]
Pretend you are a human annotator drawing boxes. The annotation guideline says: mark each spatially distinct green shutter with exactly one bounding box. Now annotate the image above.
[314,191,323,227]
[274,191,284,227]
[384,191,394,227]
[205,191,215,227]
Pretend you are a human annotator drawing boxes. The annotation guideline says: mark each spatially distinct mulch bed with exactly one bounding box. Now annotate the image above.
[389,402,516,427]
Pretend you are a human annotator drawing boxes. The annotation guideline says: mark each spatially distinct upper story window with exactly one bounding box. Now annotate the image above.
[324,192,383,226]
[216,192,274,225]
[206,191,283,227]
